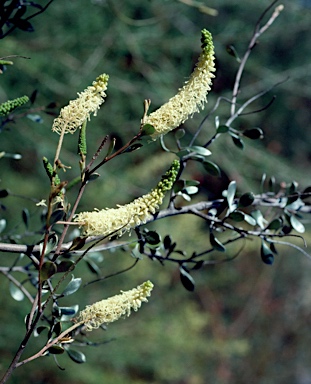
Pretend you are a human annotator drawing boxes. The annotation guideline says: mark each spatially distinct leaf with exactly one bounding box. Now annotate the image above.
[243,214,257,226]
[9,282,24,301]
[261,241,274,265]
[251,210,267,229]
[175,128,185,140]
[13,19,35,32]
[26,114,43,123]
[144,230,161,246]
[210,233,226,252]
[179,266,195,292]
[226,45,241,62]
[231,135,244,150]
[61,277,82,296]
[0,219,6,234]
[22,208,29,228]
[59,305,79,320]
[57,260,75,273]
[66,348,86,364]
[41,261,57,280]
[187,146,212,157]
[226,180,236,208]
[290,215,305,233]
[239,192,255,207]
[267,218,283,231]
[203,160,221,177]
[48,345,65,355]
[124,143,143,152]
[141,124,155,136]
[184,186,199,195]
[217,125,229,134]
[0,189,9,198]
[243,128,264,140]
[228,211,245,222]
[85,259,101,276]
[163,235,172,250]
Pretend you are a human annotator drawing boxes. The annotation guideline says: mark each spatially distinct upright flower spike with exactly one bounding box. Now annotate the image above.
[52,74,109,135]
[145,29,216,139]
[74,160,180,237]
[76,281,154,331]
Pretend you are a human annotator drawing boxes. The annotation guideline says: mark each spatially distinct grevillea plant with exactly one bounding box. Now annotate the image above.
[0,2,310,382]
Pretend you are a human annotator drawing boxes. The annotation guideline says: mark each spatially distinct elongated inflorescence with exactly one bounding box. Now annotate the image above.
[74,160,180,237]
[76,281,154,331]
[0,95,29,116]
[145,29,216,139]
[52,74,109,135]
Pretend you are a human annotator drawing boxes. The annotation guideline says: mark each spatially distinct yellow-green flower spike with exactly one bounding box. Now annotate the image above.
[76,281,154,331]
[74,160,180,237]
[0,96,29,116]
[145,29,216,139]
[42,157,60,185]
[52,74,109,135]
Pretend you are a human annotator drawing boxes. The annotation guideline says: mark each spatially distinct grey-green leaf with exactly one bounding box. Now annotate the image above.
[66,348,86,364]
[62,277,82,296]
[9,282,25,301]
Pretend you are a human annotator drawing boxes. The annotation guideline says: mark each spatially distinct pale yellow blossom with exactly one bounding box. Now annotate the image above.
[145,29,215,139]
[76,281,154,331]
[52,74,109,135]
[74,160,180,237]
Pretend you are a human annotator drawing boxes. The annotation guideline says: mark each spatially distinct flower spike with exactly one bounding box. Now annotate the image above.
[145,29,216,139]
[76,281,154,331]
[74,160,180,237]
[52,74,109,135]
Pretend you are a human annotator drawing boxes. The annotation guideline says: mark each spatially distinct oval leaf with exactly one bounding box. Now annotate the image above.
[243,128,264,140]
[203,161,221,177]
[180,267,195,292]
[66,348,86,364]
[41,261,57,281]
[261,241,274,265]
[62,277,82,296]
[9,282,24,301]
[217,125,229,134]
[290,215,305,233]
[188,146,212,157]
[210,233,226,252]
[48,345,65,355]
[239,192,255,207]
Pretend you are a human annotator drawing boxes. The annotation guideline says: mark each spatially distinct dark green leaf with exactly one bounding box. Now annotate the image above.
[50,209,65,225]
[243,128,264,140]
[61,277,82,296]
[22,208,29,228]
[66,348,86,364]
[228,211,245,222]
[210,233,226,252]
[239,192,255,207]
[85,259,101,276]
[59,305,79,317]
[124,143,143,152]
[203,160,221,177]
[179,266,195,291]
[0,189,9,198]
[226,45,241,62]
[141,124,155,136]
[9,282,24,301]
[88,173,100,182]
[267,218,283,230]
[48,345,65,355]
[231,135,244,150]
[144,230,161,246]
[35,326,49,337]
[53,322,62,336]
[57,260,74,273]
[69,237,86,251]
[41,261,57,280]
[261,241,274,265]
[163,235,172,250]
[217,125,229,134]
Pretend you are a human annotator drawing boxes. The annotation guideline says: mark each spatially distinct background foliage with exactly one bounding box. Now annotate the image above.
[0,1,311,383]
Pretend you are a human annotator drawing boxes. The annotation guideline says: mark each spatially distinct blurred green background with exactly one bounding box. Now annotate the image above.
[0,1,311,383]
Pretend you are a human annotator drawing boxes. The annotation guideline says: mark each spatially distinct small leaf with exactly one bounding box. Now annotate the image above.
[290,215,305,233]
[0,189,9,198]
[59,305,79,318]
[26,114,43,123]
[217,125,229,134]
[231,135,244,150]
[267,218,283,231]
[210,233,226,252]
[88,173,100,182]
[9,282,24,301]
[239,192,255,207]
[244,214,256,226]
[66,349,86,364]
[261,241,274,265]
[141,124,155,136]
[0,219,6,234]
[226,45,241,62]
[228,211,245,222]
[61,277,82,296]
[184,186,199,195]
[179,266,195,292]
[48,345,65,355]
[251,210,267,229]
[124,143,143,153]
[226,181,236,208]
[57,260,75,273]
[188,146,212,157]
[203,161,221,177]
[243,128,264,140]
[34,326,49,337]
[163,235,172,250]
[41,261,57,281]
[85,259,101,276]
[175,128,185,140]
[144,230,161,246]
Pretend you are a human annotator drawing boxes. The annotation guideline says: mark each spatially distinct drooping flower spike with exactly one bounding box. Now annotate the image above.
[145,29,215,139]
[76,281,154,331]
[74,160,180,237]
[52,74,109,135]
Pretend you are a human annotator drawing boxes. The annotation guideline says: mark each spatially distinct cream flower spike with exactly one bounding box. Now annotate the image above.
[76,281,154,331]
[145,29,215,139]
[74,160,180,237]
[52,74,109,135]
